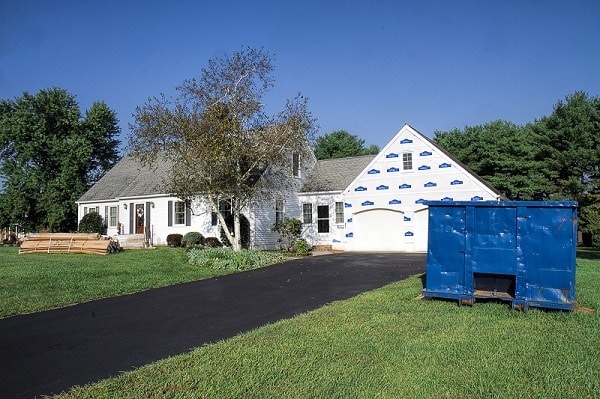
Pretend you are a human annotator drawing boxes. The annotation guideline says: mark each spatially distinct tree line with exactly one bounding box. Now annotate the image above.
[0,88,120,233]
[433,91,600,245]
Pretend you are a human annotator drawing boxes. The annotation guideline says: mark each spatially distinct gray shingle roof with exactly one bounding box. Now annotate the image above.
[300,155,376,193]
[78,155,171,202]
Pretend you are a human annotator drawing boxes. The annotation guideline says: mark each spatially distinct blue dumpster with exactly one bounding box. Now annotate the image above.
[423,201,577,311]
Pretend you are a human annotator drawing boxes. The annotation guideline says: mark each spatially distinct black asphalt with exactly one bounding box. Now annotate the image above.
[0,252,425,398]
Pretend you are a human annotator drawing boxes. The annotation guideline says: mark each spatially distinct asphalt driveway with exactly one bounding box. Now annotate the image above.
[0,252,425,398]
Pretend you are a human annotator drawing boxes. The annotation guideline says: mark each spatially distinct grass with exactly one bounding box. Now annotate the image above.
[0,246,233,318]
[2,246,598,397]
[47,249,599,399]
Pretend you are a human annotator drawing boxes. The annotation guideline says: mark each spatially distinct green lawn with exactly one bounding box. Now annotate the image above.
[0,246,232,318]
[54,250,598,399]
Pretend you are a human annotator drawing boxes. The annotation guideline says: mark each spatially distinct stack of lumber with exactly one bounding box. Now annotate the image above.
[19,233,121,255]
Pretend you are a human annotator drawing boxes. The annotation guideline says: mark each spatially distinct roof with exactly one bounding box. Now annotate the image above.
[300,155,376,193]
[78,155,171,202]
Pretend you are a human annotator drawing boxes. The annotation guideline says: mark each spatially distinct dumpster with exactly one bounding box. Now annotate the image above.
[423,201,577,311]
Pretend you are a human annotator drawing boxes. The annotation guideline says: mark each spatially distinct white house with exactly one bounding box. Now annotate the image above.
[77,124,502,251]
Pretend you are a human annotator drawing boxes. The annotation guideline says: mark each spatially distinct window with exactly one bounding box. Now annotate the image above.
[335,202,344,224]
[317,205,329,233]
[109,206,118,227]
[403,152,413,170]
[275,199,284,225]
[211,212,218,226]
[174,201,186,225]
[292,153,300,177]
[302,203,313,224]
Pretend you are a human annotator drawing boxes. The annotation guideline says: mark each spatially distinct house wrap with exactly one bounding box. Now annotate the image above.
[77,124,502,251]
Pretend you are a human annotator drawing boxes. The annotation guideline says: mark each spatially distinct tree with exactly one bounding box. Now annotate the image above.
[0,88,121,232]
[532,91,600,203]
[433,91,600,245]
[129,47,317,251]
[314,130,379,159]
[433,120,553,200]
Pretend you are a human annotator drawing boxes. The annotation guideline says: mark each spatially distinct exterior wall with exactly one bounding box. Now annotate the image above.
[251,177,306,250]
[251,150,316,250]
[297,192,346,251]
[342,125,501,252]
[77,196,221,246]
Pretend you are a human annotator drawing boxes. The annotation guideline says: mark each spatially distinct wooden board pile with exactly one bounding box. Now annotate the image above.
[19,233,121,255]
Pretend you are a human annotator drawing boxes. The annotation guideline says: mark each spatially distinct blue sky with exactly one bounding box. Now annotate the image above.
[1,0,599,152]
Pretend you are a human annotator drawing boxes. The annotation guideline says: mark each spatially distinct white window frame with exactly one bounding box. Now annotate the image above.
[403,152,413,170]
[335,202,344,224]
[292,152,300,177]
[174,201,186,225]
[302,203,313,224]
[317,205,329,233]
[109,206,118,227]
[275,199,284,225]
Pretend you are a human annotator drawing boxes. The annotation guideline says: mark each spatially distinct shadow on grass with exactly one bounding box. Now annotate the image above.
[577,247,600,260]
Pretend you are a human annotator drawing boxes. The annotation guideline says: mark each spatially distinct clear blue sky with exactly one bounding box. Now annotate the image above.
[1,0,599,152]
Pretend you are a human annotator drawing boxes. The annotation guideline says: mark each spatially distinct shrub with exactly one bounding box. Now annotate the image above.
[78,212,104,235]
[295,238,311,256]
[166,234,183,247]
[204,237,222,247]
[187,247,287,271]
[273,218,302,252]
[182,231,204,248]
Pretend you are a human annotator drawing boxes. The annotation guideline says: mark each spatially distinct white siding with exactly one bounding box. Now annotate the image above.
[297,192,346,250]
[342,125,500,252]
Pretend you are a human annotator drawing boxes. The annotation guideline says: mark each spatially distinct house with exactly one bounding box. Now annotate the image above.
[77,124,502,251]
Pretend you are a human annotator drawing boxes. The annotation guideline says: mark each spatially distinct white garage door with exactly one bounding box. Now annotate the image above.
[352,208,429,252]
[353,209,406,251]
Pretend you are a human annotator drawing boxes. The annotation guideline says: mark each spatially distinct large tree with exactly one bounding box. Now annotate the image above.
[314,129,379,160]
[433,91,600,245]
[0,88,120,232]
[433,120,553,200]
[129,47,317,251]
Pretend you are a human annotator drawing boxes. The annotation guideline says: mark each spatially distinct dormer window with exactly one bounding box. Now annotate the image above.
[292,152,300,177]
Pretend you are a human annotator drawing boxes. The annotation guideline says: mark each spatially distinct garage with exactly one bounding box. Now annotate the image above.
[351,208,429,252]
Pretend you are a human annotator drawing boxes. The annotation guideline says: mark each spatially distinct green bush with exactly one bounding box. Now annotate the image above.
[187,247,287,271]
[166,234,183,247]
[204,237,222,247]
[295,238,311,256]
[273,218,302,252]
[78,212,104,235]
[182,231,204,248]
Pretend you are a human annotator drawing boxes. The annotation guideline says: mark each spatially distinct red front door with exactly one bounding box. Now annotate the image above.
[135,204,144,234]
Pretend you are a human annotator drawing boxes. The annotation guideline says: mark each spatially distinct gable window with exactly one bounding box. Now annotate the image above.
[317,205,329,233]
[302,203,313,224]
[335,202,344,224]
[174,201,186,225]
[109,206,118,227]
[403,152,413,170]
[275,199,284,225]
[292,153,300,177]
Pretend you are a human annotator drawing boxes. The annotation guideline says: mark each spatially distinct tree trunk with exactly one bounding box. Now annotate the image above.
[232,207,242,252]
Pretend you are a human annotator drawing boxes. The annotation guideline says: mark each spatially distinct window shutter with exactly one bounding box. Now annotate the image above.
[104,206,109,227]
[168,201,173,226]
[146,202,151,231]
[129,203,134,234]
[186,205,191,226]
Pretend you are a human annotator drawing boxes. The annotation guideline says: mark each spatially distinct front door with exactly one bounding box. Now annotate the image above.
[135,204,145,234]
